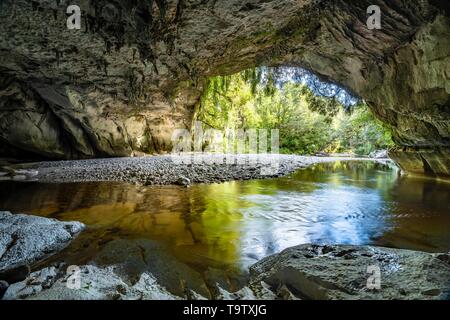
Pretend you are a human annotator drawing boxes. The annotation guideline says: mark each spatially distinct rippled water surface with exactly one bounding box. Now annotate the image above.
[1,161,449,284]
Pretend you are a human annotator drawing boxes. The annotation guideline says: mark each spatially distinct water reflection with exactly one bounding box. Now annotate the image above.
[0,161,449,279]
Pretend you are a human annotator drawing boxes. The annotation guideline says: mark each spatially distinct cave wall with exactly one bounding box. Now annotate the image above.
[0,0,449,176]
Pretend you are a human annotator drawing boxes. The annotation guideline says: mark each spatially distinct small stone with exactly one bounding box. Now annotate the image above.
[0,280,9,299]
[0,265,30,284]
[12,175,27,181]
[176,176,191,187]
[422,288,441,296]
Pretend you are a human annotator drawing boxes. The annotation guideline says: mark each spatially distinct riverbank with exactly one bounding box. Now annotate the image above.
[1,154,388,185]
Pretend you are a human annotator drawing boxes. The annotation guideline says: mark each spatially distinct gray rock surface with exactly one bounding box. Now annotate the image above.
[249,244,450,300]
[0,167,39,182]
[15,154,370,185]
[369,150,388,159]
[92,239,210,298]
[0,1,448,179]
[389,147,450,178]
[0,212,85,274]
[0,280,8,299]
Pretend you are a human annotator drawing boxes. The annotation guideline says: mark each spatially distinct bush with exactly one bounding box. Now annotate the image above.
[197,70,394,156]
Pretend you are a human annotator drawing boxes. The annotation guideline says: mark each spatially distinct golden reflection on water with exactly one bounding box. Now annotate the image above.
[0,161,449,279]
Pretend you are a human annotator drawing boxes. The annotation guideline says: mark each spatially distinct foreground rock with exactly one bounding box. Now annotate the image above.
[0,212,85,276]
[3,239,274,300]
[15,154,372,185]
[389,147,450,178]
[368,150,388,159]
[0,1,449,179]
[250,244,450,300]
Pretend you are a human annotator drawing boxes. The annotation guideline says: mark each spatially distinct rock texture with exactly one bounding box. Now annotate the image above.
[11,154,368,184]
[0,1,449,176]
[249,244,450,300]
[91,239,210,297]
[4,241,449,300]
[368,149,388,159]
[0,211,85,274]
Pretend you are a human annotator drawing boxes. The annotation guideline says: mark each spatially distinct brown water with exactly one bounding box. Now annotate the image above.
[0,160,449,284]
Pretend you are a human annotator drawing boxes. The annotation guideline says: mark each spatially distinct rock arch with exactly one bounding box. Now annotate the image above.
[0,0,448,177]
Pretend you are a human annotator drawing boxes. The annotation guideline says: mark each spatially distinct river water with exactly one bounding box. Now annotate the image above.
[1,160,449,288]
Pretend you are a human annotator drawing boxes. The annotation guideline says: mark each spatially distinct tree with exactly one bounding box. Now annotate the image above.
[197,68,393,155]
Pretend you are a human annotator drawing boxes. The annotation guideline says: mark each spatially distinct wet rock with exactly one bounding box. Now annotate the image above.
[176,176,191,187]
[11,175,26,181]
[2,239,209,300]
[249,244,450,300]
[92,239,209,298]
[369,150,388,159]
[0,265,30,284]
[215,281,283,300]
[0,211,85,274]
[0,1,448,181]
[3,264,179,300]
[1,239,277,300]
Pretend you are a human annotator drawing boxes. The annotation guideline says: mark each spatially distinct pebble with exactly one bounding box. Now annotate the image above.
[13,154,369,186]
[0,280,9,299]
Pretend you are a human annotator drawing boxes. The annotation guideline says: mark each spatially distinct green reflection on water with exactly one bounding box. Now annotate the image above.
[0,161,449,280]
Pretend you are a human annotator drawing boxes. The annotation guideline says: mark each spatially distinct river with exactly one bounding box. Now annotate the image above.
[0,160,449,290]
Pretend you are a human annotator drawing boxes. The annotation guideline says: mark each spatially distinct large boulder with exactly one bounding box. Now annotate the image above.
[0,212,85,275]
[4,241,449,300]
[368,150,388,159]
[249,244,450,300]
[389,147,450,178]
[2,238,262,300]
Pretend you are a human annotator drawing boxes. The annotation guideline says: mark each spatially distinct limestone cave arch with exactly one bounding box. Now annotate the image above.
[0,0,449,177]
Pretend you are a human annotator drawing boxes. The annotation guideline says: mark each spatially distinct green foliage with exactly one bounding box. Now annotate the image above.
[197,69,394,155]
[329,104,395,155]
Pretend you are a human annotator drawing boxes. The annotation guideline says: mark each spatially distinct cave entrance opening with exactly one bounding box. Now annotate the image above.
[195,66,394,157]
